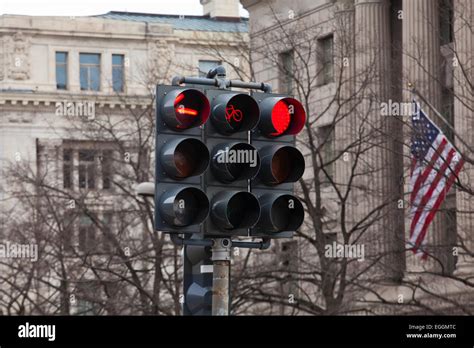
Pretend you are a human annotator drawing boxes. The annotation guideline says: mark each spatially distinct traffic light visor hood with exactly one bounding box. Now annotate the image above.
[211,191,261,230]
[258,145,305,185]
[257,193,304,232]
[211,142,261,183]
[158,187,210,227]
[160,138,210,179]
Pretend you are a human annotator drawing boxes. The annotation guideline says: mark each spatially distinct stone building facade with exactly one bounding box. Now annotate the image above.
[0,1,248,315]
[242,0,473,314]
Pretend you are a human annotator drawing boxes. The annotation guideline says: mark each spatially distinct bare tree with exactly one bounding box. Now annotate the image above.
[0,60,184,315]
[225,0,473,315]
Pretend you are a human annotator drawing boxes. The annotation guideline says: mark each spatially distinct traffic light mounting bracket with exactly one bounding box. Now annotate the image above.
[171,67,272,93]
[169,230,271,250]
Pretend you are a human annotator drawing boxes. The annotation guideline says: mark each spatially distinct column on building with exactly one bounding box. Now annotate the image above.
[334,1,356,228]
[351,0,404,281]
[453,0,474,271]
[402,0,453,273]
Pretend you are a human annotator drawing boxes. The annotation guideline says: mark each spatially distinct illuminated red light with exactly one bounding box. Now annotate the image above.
[225,104,243,123]
[174,93,198,117]
[175,93,184,104]
[177,108,198,116]
[270,100,291,136]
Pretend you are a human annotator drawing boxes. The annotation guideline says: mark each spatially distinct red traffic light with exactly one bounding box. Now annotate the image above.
[211,93,260,134]
[258,97,306,137]
[161,88,210,130]
[271,100,292,136]
[175,93,198,117]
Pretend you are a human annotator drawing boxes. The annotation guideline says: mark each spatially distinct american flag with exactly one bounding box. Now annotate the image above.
[408,100,464,257]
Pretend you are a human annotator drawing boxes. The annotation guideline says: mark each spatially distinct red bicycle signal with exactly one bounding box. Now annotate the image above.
[225,104,243,123]
[210,93,260,134]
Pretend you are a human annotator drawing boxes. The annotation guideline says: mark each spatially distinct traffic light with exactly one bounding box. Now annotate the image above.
[161,88,210,130]
[183,243,212,315]
[155,86,211,233]
[203,89,262,237]
[155,84,306,238]
[250,93,306,238]
[155,74,307,318]
[209,92,259,134]
[257,96,306,137]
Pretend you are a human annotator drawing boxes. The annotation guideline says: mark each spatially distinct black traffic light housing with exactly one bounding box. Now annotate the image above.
[155,71,307,318]
[203,89,262,237]
[155,85,210,234]
[250,92,306,238]
[155,84,306,238]
[183,242,212,315]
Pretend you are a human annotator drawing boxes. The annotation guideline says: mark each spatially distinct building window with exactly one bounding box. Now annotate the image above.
[78,214,96,253]
[112,54,124,92]
[63,149,73,189]
[78,212,114,254]
[318,35,334,85]
[80,53,101,91]
[198,60,220,77]
[63,211,114,254]
[102,212,114,253]
[441,87,455,142]
[446,208,457,234]
[78,150,96,189]
[62,211,75,251]
[319,125,335,181]
[101,150,113,190]
[56,52,68,90]
[63,146,114,191]
[440,0,453,45]
[279,50,294,94]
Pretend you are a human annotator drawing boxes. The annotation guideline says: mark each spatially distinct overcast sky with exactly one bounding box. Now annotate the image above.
[0,0,248,17]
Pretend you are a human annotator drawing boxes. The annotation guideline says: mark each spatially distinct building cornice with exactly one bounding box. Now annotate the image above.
[0,91,153,110]
[0,15,248,42]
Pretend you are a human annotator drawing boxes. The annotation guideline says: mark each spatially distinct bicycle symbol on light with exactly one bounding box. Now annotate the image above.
[225,104,243,123]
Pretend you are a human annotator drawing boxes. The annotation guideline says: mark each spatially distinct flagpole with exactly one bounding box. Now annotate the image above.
[408,82,474,157]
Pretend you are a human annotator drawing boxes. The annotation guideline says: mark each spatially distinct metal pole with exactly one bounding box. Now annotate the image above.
[211,238,231,316]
